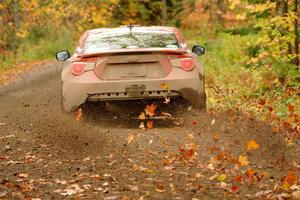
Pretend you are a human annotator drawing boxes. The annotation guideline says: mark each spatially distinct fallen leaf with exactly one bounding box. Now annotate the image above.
[18,173,29,178]
[187,133,194,140]
[211,118,216,125]
[179,147,195,160]
[217,174,227,182]
[147,120,154,129]
[258,99,266,106]
[149,139,153,144]
[255,190,272,197]
[209,146,219,153]
[288,104,295,113]
[285,138,294,147]
[192,120,198,125]
[75,108,82,122]
[282,181,291,190]
[155,181,165,192]
[231,185,239,192]
[284,171,298,185]
[213,133,220,142]
[127,135,135,144]
[234,175,243,183]
[144,104,157,117]
[218,182,227,189]
[247,140,260,150]
[56,184,84,196]
[238,155,249,166]
[55,179,67,185]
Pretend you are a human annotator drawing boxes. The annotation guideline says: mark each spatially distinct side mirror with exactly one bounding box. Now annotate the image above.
[192,45,205,56]
[56,50,70,61]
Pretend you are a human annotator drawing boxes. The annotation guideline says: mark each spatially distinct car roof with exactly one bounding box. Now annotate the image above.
[86,26,178,35]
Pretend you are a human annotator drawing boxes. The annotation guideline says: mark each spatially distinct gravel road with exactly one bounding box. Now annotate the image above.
[0,62,299,200]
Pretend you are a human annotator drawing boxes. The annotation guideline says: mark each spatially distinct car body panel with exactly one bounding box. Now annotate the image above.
[60,26,206,111]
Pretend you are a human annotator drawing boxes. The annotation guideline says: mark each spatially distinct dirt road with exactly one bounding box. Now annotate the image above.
[0,62,299,200]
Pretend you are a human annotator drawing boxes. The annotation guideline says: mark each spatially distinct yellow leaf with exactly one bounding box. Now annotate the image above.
[282,181,290,191]
[217,174,227,182]
[139,112,146,120]
[127,135,135,144]
[160,82,169,90]
[247,140,260,150]
[238,155,249,166]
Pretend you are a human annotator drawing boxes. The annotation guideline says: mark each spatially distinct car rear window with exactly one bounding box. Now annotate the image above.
[84,30,179,53]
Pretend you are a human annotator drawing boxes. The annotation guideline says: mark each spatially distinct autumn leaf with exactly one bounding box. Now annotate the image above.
[238,155,249,166]
[245,169,255,178]
[18,173,29,178]
[217,174,227,182]
[247,140,260,150]
[127,134,135,144]
[144,104,157,117]
[179,147,195,160]
[75,108,82,122]
[154,181,165,192]
[160,82,169,90]
[191,120,198,125]
[209,146,219,153]
[288,104,295,113]
[231,185,239,192]
[139,112,146,120]
[213,133,220,142]
[234,175,243,183]
[284,171,298,185]
[147,120,154,129]
[258,99,266,106]
[282,181,291,190]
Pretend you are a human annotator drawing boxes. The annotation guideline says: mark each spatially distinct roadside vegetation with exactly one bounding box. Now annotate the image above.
[0,0,299,136]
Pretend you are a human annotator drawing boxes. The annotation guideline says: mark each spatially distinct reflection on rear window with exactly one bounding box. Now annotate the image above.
[84,30,179,53]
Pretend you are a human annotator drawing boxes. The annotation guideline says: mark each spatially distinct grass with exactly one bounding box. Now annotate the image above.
[183,29,299,134]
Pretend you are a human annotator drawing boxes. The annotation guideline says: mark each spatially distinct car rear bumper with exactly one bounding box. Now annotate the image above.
[62,68,204,111]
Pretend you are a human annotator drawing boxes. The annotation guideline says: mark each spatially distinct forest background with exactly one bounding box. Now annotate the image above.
[0,0,299,135]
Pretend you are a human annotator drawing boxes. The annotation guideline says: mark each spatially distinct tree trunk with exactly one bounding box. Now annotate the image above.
[294,0,299,66]
[161,0,167,26]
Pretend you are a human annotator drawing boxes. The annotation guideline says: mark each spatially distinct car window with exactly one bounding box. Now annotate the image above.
[84,30,180,53]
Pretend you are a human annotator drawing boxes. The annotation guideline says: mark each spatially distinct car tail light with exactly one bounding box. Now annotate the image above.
[169,56,195,71]
[70,62,95,76]
[180,59,194,71]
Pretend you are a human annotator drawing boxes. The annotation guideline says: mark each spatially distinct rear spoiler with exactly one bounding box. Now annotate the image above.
[77,48,188,58]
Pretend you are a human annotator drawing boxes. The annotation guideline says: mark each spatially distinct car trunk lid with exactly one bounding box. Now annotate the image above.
[93,52,173,80]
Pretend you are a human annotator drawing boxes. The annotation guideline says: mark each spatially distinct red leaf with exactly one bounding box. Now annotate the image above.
[258,99,266,106]
[284,171,298,185]
[234,175,243,183]
[231,185,239,192]
[288,104,295,113]
[179,147,195,160]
